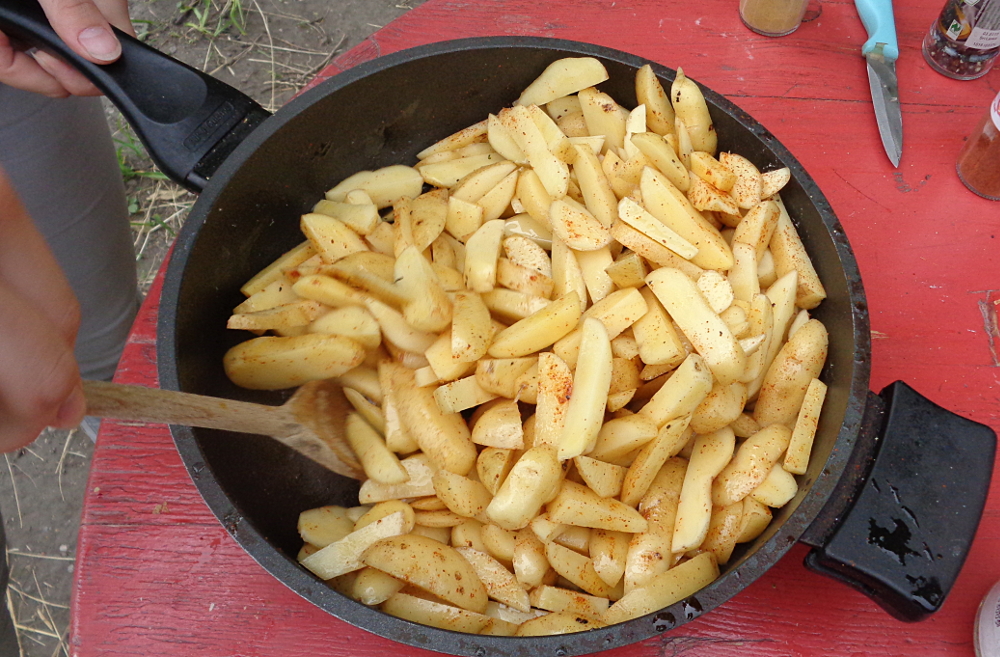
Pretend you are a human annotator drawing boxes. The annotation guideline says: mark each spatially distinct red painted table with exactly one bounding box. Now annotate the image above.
[72,0,1000,654]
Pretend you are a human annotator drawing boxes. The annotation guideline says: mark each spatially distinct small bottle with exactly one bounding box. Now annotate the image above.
[974,580,1000,657]
[922,0,1000,80]
[956,90,1000,201]
[739,0,810,37]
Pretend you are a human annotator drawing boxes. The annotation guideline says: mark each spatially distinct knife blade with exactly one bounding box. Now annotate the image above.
[855,0,903,167]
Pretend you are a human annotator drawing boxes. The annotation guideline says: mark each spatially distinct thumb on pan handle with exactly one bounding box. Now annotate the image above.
[0,0,269,192]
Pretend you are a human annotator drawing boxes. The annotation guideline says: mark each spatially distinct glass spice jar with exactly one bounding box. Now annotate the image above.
[956,90,1000,200]
[922,0,1000,80]
[739,0,810,36]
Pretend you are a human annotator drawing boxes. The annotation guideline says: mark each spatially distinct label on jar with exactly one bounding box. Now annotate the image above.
[947,0,1000,49]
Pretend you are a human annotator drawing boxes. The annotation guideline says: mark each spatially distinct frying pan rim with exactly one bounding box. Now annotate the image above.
[158,35,871,655]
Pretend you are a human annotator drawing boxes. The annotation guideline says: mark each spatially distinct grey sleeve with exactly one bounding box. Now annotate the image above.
[0,85,140,381]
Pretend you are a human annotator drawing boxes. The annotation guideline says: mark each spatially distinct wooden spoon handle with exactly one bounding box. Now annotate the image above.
[82,380,300,438]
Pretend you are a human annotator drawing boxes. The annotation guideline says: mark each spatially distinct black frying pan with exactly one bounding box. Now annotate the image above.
[1,1,995,654]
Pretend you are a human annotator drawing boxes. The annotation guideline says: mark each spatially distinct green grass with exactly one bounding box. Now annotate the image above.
[112,127,169,184]
[179,0,248,38]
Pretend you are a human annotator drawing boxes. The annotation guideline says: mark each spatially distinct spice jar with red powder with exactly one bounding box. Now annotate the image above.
[957,90,1000,201]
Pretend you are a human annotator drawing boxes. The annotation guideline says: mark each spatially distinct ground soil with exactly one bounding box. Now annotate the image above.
[0,1,424,654]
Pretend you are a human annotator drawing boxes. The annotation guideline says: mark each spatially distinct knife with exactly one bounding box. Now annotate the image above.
[855,0,903,167]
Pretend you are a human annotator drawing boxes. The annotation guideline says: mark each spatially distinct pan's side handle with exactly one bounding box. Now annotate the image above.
[800,381,996,621]
[0,0,270,192]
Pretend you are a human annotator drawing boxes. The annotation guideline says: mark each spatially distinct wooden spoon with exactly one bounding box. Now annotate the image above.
[82,379,365,480]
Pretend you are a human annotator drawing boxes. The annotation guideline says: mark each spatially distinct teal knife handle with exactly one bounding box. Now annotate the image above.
[855,0,899,61]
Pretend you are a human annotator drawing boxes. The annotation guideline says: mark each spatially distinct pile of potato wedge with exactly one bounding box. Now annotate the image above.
[223,56,830,637]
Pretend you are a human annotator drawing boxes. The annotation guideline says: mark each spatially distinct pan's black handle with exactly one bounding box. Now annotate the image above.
[800,381,996,621]
[0,0,270,192]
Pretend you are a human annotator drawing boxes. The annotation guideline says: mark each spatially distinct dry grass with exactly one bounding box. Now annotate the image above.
[117,0,353,294]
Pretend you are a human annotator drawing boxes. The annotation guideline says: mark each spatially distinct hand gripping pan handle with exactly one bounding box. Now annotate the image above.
[0,0,270,192]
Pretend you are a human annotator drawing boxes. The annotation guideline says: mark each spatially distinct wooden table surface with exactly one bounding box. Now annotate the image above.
[72,0,1000,654]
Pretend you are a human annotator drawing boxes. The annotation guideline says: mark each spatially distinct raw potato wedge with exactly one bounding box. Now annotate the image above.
[545,541,617,598]
[352,567,405,606]
[387,363,477,475]
[602,552,719,624]
[624,457,686,592]
[761,167,791,199]
[547,480,648,533]
[639,167,733,271]
[500,105,570,198]
[464,219,506,293]
[712,424,792,507]
[579,87,628,154]
[635,64,675,136]
[416,119,489,160]
[313,198,380,236]
[630,131,689,192]
[345,413,408,485]
[737,497,773,543]
[455,547,531,612]
[301,213,369,264]
[513,528,550,589]
[358,454,436,504]
[754,319,828,427]
[297,505,355,548]
[558,318,614,460]
[671,428,735,552]
[517,57,610,107]
[300,511,411,580]
[488,292,582,358]
[516,612,607,636]
[364,534,488,612]
[670,68,717,154]
[689,151,736,192]
[471,399,524,450]
[770,196,827,309]
[223,334,365,390]
[617,197,698,259]
[475,357,537,399]
[619,415,692,507]
[635,353,714,428]
[477,447,519,497]
[227,299,326,332]
[433,469,493,521]
[646,267,746,386]
[241,240,315,296]
[450,290,494,364]
[549,198,613,251]
[720,152,762,210]
[750,463,799,508]
[394,246,453,333]
[308,306,382,349]
[325,165,424,208]
[535,352,574,448]
[529,585,610,620]
[784,377,827,475]
[574,455,627,499]
[486,446,563,530]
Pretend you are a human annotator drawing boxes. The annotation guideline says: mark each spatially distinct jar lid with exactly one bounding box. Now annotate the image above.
[976,580,1000,657]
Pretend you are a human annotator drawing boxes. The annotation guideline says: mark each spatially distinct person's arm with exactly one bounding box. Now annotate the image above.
[0,0,134,97]
[0,166,84,451]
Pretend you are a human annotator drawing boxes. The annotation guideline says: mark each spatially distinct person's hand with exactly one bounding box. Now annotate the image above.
[0,0,135,97]
[0,167,84,452]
